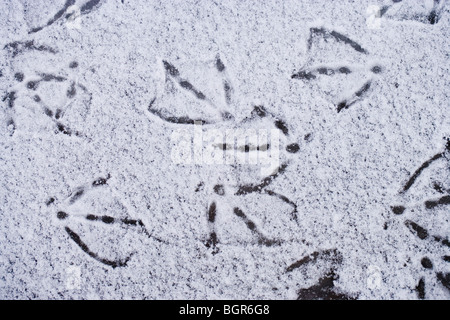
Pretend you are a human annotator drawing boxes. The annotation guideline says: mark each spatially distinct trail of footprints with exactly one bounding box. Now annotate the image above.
[149,55,303,253]
[4,12,447,298]
[147,55,355,298]
[148,51,447,298]
[390,139,450,298]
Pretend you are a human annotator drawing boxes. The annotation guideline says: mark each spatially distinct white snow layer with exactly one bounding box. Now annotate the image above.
[0,0,449,300]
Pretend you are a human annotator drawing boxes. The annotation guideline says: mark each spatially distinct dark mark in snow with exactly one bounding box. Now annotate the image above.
[3,91,16,108]
[308,28,367,54]
[217,143,229,151]
[252,105,267,118]
[379,5,391,17]
[65,227,131,268]
[55,109,62,120]
[213,185,225,196]
[432,181,445,193]
[416,278,425,299]
[205,202,219,253]
[121,218,137,226]
[317,67,334,75]
[57,211,68,220]
[195,182,204,192]
[148,97,156,110]
[46,197,55,206]
[404,220,428,240]
[436,272,450,290]
[71,212,145,228]
[286,143,299,153]
[67,82,77,98]
[338,67,351,74]
[148,106,207,125]
[179,80,193,90]
[29,0,103,34]
[329,30,367,54]
[286,249,342,273]
[402,153,443,193]
[433,236,450,248]
[6,119,15,135]
[293,28,378,113]
[391,205,405,215]
[274,119,288,135]
[371,65,382,74]
[101,216,114,224]
[69,189,84,204]
[355,81,371,97]
[224,81,232,104]
[27,81,38,90]
[92,175,109,186]
[81,0,101,13]
[264,190,298,222]
[56,122,75,135]
[163,60,180,77]
[428,10,438,24]
[205,232,218,253]
[424,195,450,209]
[304,133,313,142]
[179,80,206,100]
[14,73,24,82]
[4,40,57,57]
[208,202,217,223]
[216,57,225,72]
[337,101,348,113]
[421,257,433,269]
[221,111,234,120]
[193,90,206,100]
[236,163,287,195]
[297,270,355,300]
[233,207,280,247]
[44,108,53,117]
[86,214,98,221]
[291,70,316,80]
[41,74,66,82]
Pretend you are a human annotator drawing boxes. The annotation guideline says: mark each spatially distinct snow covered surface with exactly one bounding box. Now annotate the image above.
[0,0,449,299]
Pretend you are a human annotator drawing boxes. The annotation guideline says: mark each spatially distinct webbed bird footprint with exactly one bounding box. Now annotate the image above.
[292,27,382,112]
[2,42,91,137]
[148,55,235,125]
[52,175,158,268]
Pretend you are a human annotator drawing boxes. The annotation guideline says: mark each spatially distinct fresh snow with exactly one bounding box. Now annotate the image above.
[0,0,449,300]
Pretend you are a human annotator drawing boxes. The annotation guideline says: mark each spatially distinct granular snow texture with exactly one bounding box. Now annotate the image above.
[0,0,449,300]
